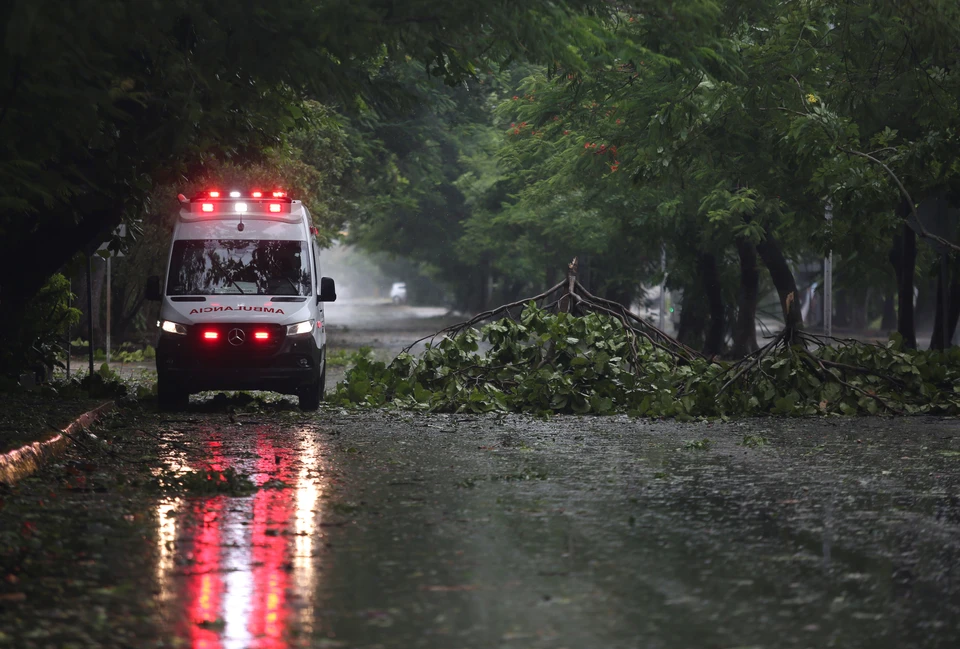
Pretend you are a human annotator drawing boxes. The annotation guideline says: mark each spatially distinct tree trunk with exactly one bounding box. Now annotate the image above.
[698,252,725,357]
[947,262,960,347]
[732,238,759,357]
[755,232,803,334]
[930,255,959,350]
[881,289,897,332]
[676,285,708,351]
[886,233,902,333]
[897,217,917,349]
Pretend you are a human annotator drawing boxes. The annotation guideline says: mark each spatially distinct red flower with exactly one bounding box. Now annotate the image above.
[585,142,591,149]
[564,130,570,135]
[512,95,519,100]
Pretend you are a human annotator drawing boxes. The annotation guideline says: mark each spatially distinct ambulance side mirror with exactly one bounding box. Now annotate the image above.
[146,276,162,301]
[318,277,337,303]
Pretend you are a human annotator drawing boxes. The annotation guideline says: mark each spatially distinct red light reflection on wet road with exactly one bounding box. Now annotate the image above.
[159,428,320,649]
[186,499,225,649]
[247,437,296,648]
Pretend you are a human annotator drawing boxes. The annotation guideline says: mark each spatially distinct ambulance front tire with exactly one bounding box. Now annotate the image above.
[157,378,189,411]
[298,361,326,412]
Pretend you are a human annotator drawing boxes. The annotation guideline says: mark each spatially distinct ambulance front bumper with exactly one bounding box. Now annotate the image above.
[156,322,322,394]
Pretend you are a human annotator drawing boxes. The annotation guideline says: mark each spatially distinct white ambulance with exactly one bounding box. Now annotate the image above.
[146,189,336,411]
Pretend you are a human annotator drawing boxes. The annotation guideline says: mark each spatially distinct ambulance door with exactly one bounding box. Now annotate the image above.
[312,240,325,351]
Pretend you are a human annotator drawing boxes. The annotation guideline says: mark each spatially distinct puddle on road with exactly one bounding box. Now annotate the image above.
[153,425,329,648]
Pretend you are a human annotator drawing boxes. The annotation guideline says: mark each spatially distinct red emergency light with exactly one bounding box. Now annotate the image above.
[203,330,219,340]
[187,189,293,214]
[253,331,270,341]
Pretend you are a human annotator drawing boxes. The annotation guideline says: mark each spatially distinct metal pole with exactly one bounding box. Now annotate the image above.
[66,278,72,379]
[87,254,94,376]
[941,252,950,350]
[106,255,111,363]
[658,246,666,331]
[824,202,833,337]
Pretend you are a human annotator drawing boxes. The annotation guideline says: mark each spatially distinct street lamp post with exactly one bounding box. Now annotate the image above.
[824,202,833,338]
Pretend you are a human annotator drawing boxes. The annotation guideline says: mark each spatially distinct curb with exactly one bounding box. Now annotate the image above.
[0,401,116,485]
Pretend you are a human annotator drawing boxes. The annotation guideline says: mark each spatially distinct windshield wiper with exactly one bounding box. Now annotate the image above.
[207,254,246,294]
[276,276,300,295]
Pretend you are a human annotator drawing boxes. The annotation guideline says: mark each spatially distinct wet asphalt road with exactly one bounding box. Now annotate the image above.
[4,411,960,648]
[3,302,960,648]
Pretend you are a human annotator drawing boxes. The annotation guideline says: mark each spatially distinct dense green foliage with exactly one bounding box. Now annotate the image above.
[331,306,960,417]
[347,0,960,350]
[5,0,960,379]
[0,0,613,374]
[0,274,79,378]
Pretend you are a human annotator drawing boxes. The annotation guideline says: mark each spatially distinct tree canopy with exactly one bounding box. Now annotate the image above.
[3,0,960,376]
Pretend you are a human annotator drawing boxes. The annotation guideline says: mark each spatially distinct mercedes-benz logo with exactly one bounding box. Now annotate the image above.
[228,328,245,346]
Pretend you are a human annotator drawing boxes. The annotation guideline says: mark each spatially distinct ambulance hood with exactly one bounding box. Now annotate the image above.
[164,296,313,325]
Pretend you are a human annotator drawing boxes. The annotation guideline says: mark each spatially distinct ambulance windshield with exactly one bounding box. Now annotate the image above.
[166,239,312,296]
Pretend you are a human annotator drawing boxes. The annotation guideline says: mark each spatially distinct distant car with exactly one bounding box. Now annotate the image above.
[390,282,407,304]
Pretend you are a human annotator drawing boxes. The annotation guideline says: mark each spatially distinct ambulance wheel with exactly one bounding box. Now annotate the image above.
[157,379,189,411]
[298,358,326,412]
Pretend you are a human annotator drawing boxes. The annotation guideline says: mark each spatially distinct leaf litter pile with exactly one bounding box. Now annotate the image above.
[331,263,960,418]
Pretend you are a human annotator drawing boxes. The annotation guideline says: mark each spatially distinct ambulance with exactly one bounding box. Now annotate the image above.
[145,189,336,411]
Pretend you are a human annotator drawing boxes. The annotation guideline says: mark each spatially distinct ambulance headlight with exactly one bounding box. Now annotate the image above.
[286,320,314,336]
[161,320,188,335]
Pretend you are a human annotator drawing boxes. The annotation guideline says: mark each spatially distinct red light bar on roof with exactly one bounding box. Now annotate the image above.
[186,190,293,214]
[189,190,292,202]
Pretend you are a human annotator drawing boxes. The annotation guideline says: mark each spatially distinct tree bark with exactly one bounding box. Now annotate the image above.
[755,232,803,334]
[732,238,759,357]
[881,289,897,332]
[947,262,960,347]
[698,252,725,357]
[930,256,959,350]
[676,284,707,351]
[897,216,917,349]
[886,232,902,333]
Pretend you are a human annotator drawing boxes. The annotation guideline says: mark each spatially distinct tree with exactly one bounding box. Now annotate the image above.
[0,0,622,374]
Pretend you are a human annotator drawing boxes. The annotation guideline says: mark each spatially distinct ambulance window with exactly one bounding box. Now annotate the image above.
[166,240,313,296]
